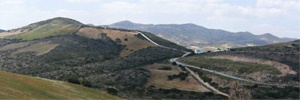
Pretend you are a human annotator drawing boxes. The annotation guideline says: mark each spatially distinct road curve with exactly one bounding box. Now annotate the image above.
[137,31,275,85]
[137,31,229,96]
[171,58,276,85]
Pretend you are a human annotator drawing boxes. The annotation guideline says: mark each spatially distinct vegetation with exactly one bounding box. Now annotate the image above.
[8,17,82,40]
[180,57,281,75]
[141,31,192,52]
[0,33,184,98]
[228,82,251,100]
[0,71,120,99]
[205,40,300,82]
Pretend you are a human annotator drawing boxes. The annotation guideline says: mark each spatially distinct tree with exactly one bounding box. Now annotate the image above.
[82,80,92,87]
[228,81,251,100]
[172,62,177,66]
[67,77,80,85]
[107,88,118,95]
[115,38,122,44]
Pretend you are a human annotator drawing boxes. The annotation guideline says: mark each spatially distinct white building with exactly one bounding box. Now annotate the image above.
[194,49,201,54]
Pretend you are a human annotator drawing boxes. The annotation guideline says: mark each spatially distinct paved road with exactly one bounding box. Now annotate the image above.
[138,31,275,85]
[137,32,188,53]
[170,58,275,85]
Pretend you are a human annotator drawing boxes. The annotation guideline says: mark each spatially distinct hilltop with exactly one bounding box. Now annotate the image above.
[0,17,82,40]
[109,21,297,51]
[0,71,120,99]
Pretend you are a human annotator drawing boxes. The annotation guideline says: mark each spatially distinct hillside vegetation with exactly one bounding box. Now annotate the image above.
[180,40,299,83]
[0,17,192,99]
[176,40,300,99]
[76,26,156,57]
[180,57,281,75]
[0,71,120,99]
[6,17,82,40]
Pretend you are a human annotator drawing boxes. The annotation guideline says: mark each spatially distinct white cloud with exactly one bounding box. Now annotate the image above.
[65,0,101,3]
[0,0,298,38]
[1,0,25,5]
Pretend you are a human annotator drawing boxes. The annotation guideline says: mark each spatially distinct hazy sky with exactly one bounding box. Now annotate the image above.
[1,0,299,38]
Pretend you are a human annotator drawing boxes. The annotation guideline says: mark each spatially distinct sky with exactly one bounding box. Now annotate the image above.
[0,0,299,38]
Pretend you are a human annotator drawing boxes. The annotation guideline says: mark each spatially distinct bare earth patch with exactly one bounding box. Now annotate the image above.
[210,55,297,77]
[13,41,60,56]
[0,42,31,52]
[0,29,29,38]
[146,64,209,92]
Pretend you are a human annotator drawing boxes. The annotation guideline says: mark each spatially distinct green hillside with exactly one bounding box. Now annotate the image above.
[0,71,120,99]
[0,18,188,99]
[8,17,82,40]
[176,40,300,99]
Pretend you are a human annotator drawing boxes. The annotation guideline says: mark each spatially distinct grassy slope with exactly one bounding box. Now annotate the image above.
[0,71,120,99]
[8,17,82,41]
[9,24,79,41]
[13,41,60,56]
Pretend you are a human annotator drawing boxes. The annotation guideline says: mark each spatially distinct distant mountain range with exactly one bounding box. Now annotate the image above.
[0,29,5,32]
[108,21,297,51]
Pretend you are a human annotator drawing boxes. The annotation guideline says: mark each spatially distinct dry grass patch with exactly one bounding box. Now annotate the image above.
[0,28,31,38]
[77,28,156,57]
[13,41,59,56]
[76,27,103,39]
[146,63,209,92]
[0,42,31,52]
[102,29,156,57]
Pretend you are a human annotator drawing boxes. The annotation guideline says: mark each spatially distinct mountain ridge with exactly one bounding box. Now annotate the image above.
[109,20,297,51]
[0,29,5,32]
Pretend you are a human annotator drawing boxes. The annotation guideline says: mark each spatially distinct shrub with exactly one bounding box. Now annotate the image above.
[107,88,118,95]
[158,66,172,70]
[81,80,92,87]
[67,77,80,85]
[172,62,177,66]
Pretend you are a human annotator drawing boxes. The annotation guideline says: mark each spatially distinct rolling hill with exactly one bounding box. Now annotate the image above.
[0,71,120,99]
[177,40,300,99]
[0,17,207,99]
[1,17,82,40]
[2,17,297,99]
[108,21,296,51]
